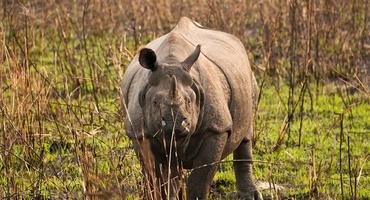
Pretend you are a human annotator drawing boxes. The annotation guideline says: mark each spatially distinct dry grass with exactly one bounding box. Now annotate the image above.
[0,0,369,199]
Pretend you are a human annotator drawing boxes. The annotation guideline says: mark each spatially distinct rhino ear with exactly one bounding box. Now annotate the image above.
[139,48,157,71]
[182,45,201,71]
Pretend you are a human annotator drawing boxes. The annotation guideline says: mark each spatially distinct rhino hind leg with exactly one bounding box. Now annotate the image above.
[233,140,263,200]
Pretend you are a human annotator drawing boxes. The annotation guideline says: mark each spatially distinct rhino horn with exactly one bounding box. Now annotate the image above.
[169,75,178,101]
[182,45,201,71]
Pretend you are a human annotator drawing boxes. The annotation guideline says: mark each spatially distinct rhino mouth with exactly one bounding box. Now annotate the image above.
[158,118,194,160]
[161,119,191,137]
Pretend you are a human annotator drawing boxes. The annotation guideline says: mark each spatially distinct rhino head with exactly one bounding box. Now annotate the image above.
[138,45,203,149]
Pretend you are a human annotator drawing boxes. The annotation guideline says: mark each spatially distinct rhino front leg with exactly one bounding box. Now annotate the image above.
[233,139,263,200]
[159,158,183,199]
[187,132,228,199]
[133,138,162,200]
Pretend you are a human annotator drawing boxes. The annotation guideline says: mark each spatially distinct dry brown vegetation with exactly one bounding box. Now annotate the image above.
[0,0,369,199]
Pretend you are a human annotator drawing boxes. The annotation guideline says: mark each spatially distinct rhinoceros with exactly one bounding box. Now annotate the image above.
[121,17,261,199]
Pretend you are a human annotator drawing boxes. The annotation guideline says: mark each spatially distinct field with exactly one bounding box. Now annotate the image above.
[1,0,369,199]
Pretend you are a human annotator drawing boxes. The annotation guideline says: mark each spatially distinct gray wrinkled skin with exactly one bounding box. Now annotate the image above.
[121,17,262,200]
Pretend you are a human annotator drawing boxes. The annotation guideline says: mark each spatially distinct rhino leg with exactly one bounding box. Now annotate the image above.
[133,138,162,200]
[158,156,183,199]
[186,132,228,199]
[233,139,263,200]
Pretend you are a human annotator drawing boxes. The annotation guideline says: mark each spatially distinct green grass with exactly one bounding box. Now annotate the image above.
[1,28,369,199]
[1,62,369,198]
[212,83,370,199]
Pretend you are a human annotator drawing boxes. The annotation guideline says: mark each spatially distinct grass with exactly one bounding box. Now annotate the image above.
[2,67,369,198]
[211,82,370,199]
[1,0,369,199]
